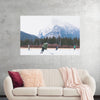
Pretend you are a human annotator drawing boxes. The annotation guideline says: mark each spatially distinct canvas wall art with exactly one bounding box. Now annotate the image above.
[20,16,80,55]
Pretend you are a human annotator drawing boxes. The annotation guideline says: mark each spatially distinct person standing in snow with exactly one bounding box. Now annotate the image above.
[74,45,76,50]
[28,44,30,51]
[56,45,58,50]
[41,42,48,54]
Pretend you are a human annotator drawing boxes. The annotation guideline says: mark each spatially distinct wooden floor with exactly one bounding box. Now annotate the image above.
[0,97,100,100]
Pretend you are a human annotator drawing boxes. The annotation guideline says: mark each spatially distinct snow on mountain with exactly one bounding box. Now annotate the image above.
[38,32,44,39]
[38,24,80,39]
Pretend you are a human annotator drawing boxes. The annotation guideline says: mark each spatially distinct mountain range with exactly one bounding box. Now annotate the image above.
[20,31,38,41]
[38,24,80,39]
[21,24,80,41]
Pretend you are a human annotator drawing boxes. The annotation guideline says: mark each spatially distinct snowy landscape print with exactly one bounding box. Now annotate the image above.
[20,16,80,55]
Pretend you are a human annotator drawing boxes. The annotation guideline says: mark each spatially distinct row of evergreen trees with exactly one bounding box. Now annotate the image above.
[21,37,80,47]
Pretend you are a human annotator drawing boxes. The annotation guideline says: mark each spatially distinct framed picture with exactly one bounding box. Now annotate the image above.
[20,16,80,55]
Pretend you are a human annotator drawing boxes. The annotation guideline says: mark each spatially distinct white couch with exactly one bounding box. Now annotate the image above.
[4,69,96,100]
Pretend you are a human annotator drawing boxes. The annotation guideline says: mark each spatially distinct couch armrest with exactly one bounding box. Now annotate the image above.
[4,76,14,100]
[83,75,96,95]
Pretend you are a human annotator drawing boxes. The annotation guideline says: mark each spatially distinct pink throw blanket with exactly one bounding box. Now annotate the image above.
[59,67,94,100]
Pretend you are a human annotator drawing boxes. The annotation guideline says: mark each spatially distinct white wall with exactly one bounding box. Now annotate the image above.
[0,0,100,95]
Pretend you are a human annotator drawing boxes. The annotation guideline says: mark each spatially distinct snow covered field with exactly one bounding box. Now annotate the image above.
[20,48,80,55]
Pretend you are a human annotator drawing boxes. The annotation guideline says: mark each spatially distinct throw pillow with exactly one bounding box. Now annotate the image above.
[20,69,45,87]
[8,71,23,88]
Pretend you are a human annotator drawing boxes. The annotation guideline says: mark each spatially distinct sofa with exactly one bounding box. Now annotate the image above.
[4,69,96,100]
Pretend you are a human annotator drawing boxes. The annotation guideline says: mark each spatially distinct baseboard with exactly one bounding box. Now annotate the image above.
[0,95,6,97]
[94,95,100,98]
[0,95,100,97]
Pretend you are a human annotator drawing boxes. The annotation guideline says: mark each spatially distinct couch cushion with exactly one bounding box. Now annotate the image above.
[13,87,37,96]
[63,88,80,97]
[38,87,63,96]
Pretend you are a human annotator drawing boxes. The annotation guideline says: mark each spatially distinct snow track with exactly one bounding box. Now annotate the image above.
[20,48,80,55]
